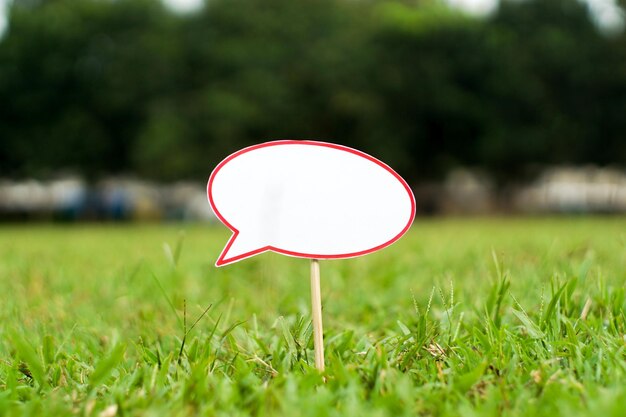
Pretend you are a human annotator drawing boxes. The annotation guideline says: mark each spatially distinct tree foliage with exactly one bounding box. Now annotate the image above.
[1,0,625,182]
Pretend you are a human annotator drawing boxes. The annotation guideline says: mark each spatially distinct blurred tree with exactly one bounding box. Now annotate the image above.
[133,0,377,179]
[0,0,624,182]
[0,0,182,177]
[485,0,626,178]
[367,2,494,179]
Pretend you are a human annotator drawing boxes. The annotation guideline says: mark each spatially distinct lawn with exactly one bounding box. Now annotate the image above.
[0,217,625,416]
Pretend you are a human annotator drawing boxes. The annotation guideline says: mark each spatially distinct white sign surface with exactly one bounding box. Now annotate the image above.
[207,140,415,266]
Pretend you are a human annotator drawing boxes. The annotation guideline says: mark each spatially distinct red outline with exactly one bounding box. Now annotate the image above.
[207,140,416,267]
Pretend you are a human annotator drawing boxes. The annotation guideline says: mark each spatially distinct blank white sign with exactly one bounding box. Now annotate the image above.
[208,140,415,266]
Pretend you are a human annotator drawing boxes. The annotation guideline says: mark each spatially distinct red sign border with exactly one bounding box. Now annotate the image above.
[207,140,416,266]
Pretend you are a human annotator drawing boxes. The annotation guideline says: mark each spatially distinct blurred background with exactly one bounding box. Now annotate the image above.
[0,0,625,221]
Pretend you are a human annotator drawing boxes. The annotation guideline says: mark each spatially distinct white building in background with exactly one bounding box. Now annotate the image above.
[515,167,626,213]
[1,167,625,219]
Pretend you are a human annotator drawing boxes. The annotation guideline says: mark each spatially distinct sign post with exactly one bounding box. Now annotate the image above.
[310,259,324,371]
[207,140,416,372]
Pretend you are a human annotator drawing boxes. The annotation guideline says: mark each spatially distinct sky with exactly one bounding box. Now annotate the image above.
[164,0,203,13]
[0,0,623,38]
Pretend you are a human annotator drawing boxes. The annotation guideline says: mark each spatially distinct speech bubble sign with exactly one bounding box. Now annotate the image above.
[207,140,416,266]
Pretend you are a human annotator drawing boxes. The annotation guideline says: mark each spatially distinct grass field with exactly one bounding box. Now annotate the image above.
[1,218,625,416]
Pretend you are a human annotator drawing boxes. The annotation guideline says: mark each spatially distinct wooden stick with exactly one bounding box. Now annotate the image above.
[580,297,592,320]
[310,259,325,372]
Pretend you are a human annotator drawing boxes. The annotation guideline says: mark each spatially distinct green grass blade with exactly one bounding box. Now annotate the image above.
[89,343,126,389]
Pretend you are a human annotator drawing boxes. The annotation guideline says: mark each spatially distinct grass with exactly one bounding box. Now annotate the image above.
[0,217,625,416]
